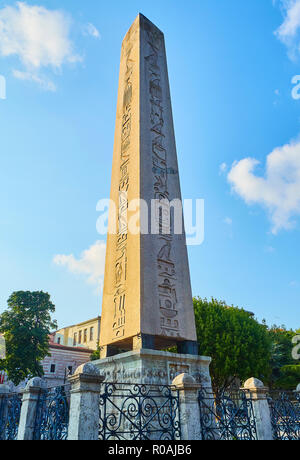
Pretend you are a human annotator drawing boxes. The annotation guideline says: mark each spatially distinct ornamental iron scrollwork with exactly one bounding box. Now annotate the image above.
[198,388,258,440]
[268,391,300,441]
[0,393,22,440]
[33,385,70,440]
[99,382,181,440]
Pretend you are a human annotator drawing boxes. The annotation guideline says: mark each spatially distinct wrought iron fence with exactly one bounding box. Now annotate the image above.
[0,393,22,440]
[268,391,300,441]
[33,385,70,440]
[99,382,181,441]
[198,388,258,440]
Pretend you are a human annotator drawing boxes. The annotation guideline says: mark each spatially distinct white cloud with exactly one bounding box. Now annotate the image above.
[227,138,300,234]
[224,217,233,225]
[13,69,56,91]
[275,0,300,60]
[219,162,227,175]
[265,246,276,253]
[53,241,106,294]
[83,23,100,39]
[0,2,82,90]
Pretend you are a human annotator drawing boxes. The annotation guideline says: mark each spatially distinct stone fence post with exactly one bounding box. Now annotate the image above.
[172,373,202,440]
[243,378,273,441]
[67,363,104,441]
[0,384,10,440]
[17,377,46,440]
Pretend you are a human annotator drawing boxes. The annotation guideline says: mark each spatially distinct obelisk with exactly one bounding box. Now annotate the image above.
[100,14,198,358]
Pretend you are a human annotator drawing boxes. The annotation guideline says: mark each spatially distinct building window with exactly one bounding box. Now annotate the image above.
[90,327,94,341]
[73,333,77,346]
[50,364,56,374]
[57,337,61,345]
[78,331,82,344]
[84,329,87,343]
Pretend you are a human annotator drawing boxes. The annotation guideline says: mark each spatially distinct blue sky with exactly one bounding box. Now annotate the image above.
[0,0,299,330]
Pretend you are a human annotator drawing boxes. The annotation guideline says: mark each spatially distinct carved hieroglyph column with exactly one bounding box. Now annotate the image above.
[100,14,197,357]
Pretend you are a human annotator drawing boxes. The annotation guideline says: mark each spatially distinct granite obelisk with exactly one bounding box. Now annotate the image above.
[100,14,198,358]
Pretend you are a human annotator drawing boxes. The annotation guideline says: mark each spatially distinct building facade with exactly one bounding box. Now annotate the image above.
[42,342,93,387]
[53,317,101,351]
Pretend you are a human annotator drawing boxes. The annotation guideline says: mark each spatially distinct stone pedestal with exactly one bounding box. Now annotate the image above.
[93,349,212,387]
[0,384,10,440]
[17,377,46,441]
[243,378,273,441]
[68,363,105,441]
[172,374,202,440]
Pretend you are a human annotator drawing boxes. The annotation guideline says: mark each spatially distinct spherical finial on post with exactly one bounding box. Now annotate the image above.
[243,378,265,389]
[172,373,196,387]
[74,362,101,377]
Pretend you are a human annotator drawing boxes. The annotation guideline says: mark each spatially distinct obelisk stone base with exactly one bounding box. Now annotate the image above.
[93,349,212,387]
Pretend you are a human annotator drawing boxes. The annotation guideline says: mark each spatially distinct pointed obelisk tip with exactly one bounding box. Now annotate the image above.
[122,13,164,44]
[136,12,162,30]
[136,12,149,22]
[129,12,164,34]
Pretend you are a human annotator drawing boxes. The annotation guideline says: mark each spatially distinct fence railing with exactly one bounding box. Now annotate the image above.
[33,385,70,440]
[268,391,300,441]
[198,388,258,441]
[2,368,300,441]
[0,393,22,440]
[99,382,181,441]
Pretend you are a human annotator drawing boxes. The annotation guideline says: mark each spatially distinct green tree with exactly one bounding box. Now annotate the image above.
[90,346,100,361]
[194,297,271,391]
[0,291,57,385]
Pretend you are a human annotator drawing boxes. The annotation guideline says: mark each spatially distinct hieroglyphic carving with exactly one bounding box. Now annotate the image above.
[112,44,135,341]
[145,24,181,338]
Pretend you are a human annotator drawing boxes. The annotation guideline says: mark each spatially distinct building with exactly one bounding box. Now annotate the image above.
[2,340,93,391]
[53,317,101,351]
[42,338,93,387]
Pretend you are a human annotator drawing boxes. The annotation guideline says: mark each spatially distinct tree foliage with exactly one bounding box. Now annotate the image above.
[194,297,271,391]
[0,291,57,385]
[90,346,100,361]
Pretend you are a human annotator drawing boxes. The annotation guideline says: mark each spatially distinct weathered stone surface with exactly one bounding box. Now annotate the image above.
[68,364,104,441]
[74,362,101,376]
[172,373,202,440]
[94,349,212,387]
[172,373,196,387]
[25,377,46,390]
[100,13,197,353]
[17,377,45,440]
[244,377,265,389]
[0,385,10,440]
[243,378,273,441]
[0,384,10,394]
